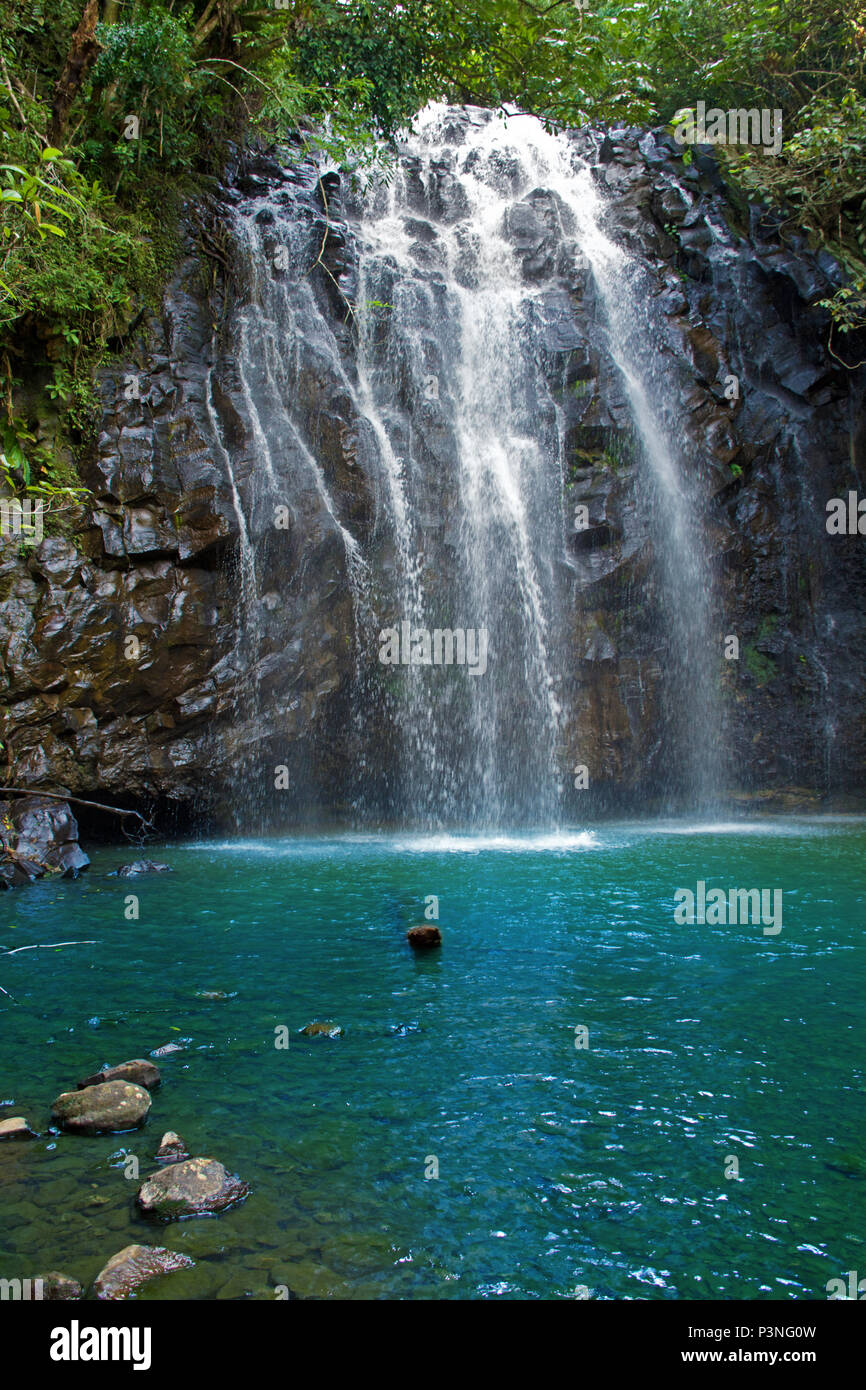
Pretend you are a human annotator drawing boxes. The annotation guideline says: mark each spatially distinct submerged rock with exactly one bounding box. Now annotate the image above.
[300,1021,344,1038]
[28,1272,84,1301]
[78,1059,161,1091]
[50,1080,151,1135]
[0,1115,38,1141]
[111,861,173,877]
[155,1131,190,1163]
[93,1244,194,1299]
[136,1157,249,1219]
[407,925,442,949]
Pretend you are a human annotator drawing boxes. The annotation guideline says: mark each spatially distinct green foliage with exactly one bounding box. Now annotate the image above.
[86,10,205,186]
[0,0,860,506]
[744,643,778,687]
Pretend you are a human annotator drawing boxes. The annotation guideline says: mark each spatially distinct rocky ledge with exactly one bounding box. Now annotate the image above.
[0,795,88,888]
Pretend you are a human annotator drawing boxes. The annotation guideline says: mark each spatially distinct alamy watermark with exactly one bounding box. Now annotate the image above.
[0,1276,43,1300]
[673,881,782,935]
[674,102,783,157]
[826,492,866,535]
[378,622,488,676]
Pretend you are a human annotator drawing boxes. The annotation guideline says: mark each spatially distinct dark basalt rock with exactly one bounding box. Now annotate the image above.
[109,861,173,877]
[407,925,442,949]
[0,796,88,889]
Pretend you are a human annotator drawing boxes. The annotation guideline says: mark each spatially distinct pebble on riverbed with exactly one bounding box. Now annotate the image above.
[0,1116,38,1141]
[77,1059,161,1091]
[137,1157,249,1220]
[50,1080,152,1135]
[93,1244,194,1299]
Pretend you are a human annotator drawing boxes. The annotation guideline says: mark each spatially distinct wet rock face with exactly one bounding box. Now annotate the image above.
[0,796,88,887]
[50,1080,152,1134]
[0,125,862,821]
[136,1157,249,1219]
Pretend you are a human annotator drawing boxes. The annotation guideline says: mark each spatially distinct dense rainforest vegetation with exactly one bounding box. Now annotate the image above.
[0,0,864,517]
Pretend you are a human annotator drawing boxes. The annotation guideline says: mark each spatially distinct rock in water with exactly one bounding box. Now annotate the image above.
[150,1041,186,1057]
[93,1244,194,1300]
[111,861,173,877]
[300,1021,344,1038]
[155,1131,190,1163]
[407,925,442,949]
[0,796,89,889]
[136,1158,249,1219]
[0,1116,38,1141]
[50,1081,151,1135]
[29,1272,84,1301]
[77,1059,161,1091]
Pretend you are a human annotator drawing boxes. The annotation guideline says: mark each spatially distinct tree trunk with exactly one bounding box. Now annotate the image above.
[48,0,102,147]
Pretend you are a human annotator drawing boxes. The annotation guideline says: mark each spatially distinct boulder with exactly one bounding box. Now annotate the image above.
[93,1244,194,1300]
[50,1080,151,1135]
[0,1116,38,1141]
[155,1131,190,1163]
[300,1021,344,1038]
[0,796,89,890]
[136,1157,249,1220]
[78,1059,161,1091]
[407,925,442,949]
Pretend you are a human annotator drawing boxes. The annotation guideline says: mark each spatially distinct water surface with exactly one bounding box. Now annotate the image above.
[1,818,863,1300]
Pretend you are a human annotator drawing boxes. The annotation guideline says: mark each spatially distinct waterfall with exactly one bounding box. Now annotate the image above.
[213,105,721,829]
[561,163,722,809]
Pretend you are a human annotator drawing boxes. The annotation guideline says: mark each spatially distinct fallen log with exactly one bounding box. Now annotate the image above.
[0,787,154,837]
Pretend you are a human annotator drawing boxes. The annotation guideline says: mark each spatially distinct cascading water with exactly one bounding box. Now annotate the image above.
[213,105,722,829]
[351,110,570,827]
[561,163,722,809]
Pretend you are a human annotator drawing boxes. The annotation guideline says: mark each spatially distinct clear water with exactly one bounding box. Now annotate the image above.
[1,818,863,1300]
